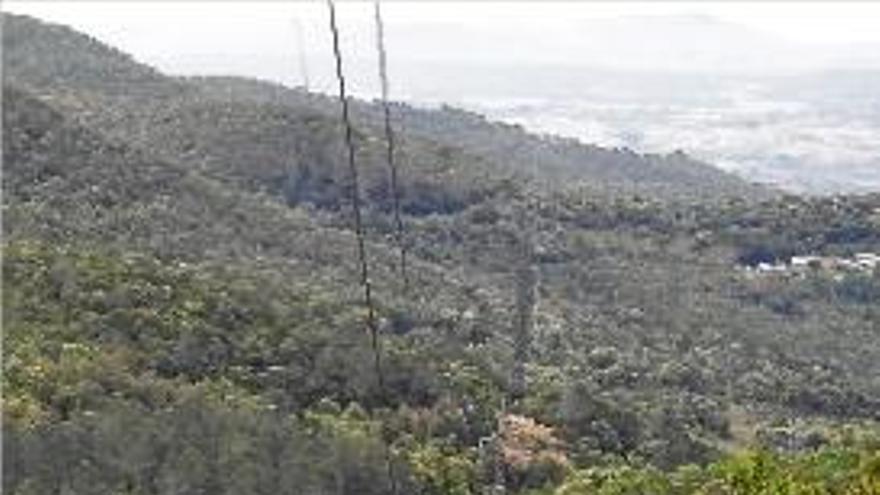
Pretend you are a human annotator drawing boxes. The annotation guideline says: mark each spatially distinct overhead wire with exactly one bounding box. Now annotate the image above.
[326,3,539,493]
[293,17,310,91]
[325,2,399,494]
[374,0,409,289]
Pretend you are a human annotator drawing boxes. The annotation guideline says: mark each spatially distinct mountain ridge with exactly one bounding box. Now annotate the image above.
[2,12,769,205]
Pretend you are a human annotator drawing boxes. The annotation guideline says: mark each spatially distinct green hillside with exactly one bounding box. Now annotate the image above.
[2,12,879,495]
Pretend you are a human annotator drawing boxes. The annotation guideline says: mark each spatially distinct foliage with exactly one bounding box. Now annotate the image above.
[551,441,880,495]
[407,441,478,495]
[3,12,880,495]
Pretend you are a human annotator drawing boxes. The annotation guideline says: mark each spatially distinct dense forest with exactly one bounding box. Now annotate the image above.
[2,13,879,495]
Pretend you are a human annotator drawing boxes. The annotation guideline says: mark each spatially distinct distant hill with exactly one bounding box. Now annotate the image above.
[2,13,769,205]
[1,13,173,96]
[183,75,770,202]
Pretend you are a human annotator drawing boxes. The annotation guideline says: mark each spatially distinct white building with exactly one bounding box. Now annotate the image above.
[855,253,879,269]
[791,256,821,270]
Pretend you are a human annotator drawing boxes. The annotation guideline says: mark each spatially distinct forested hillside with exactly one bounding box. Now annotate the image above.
[2,13,879,495]
[183,75,771,203]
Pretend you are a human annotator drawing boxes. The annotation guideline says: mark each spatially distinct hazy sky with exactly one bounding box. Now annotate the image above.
[6,2,880,95]
[8,2,880,42]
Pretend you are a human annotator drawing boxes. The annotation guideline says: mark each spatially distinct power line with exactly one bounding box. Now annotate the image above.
[325,2,399,494]
[374,0,409,289]
[293,17,310,91]
[326,0,379,391]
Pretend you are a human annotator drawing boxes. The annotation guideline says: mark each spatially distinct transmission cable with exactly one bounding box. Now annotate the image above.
[293,17,310,91]
[374,0,409,289]
[326,2,399,494]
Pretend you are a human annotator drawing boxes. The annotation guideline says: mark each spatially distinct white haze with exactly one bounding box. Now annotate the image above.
[5,1,880,193]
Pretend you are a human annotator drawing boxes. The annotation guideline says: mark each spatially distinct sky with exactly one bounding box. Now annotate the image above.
[5,1,879,192]
[7,2,880,43]
[5,1,880,95]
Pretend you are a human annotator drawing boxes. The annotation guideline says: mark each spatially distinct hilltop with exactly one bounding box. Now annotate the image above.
[2,13,769,205]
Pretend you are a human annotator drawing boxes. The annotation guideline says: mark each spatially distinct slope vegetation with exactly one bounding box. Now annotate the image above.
[2,12,878,495]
